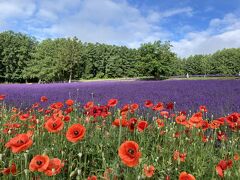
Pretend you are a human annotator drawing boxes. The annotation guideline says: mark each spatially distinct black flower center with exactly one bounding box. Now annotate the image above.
[36,161,42,165]
[52,123,57,128]
[128,148,135,155]
[17,140,24,144]
[74,130,79,136]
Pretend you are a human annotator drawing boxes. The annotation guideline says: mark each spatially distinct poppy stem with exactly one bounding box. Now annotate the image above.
[118,117,122,148]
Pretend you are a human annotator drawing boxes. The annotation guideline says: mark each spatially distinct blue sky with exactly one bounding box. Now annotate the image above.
[0,0,240,57]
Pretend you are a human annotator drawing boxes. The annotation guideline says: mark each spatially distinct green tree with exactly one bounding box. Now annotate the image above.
[0,31,36,82]
[209,48,240,75]
[137,41,177,78]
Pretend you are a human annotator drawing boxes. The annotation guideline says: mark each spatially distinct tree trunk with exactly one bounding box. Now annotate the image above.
[69,72,72,83]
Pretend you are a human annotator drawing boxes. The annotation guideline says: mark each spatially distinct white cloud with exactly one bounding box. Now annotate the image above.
[0,0,36,20]
[159,7,193,18]
[40,0,171,46]
[172,13,240,57]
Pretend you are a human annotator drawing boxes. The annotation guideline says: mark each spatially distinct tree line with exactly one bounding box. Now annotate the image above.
[0,31,239,83]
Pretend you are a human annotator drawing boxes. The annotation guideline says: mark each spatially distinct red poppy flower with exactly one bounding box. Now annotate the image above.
[166,102,174,110]
[217,160,232,174]
[5,133,33,153]
[0,94,6,101]
[87,175,97,180]
[66,124,86,143]
[50,102,64,109]
[118,141,141,167]
[199,105,207,112]
[120,104,129,114]
[144,100,153,108]
[1,163,17,175]
[40,96,48,102]
[63,115,71,122]
[144,164,155,178]
[44,158,64,176]
[19,113,30,121]
[200,120,209,130]
[137,120,148,132]
[216,160,233,178]
[44,118,64,133]
[217,131,227,141]
[179,172,195,180]
[127,118,138,132]
[173,150,187,162]
[226,112,240,128]
[65,99,74,106]
[29,155,50,172]
[107,99,118,107]
[65,107,73,114]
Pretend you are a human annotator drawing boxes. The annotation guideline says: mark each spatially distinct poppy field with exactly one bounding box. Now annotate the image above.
[0,80,240,179]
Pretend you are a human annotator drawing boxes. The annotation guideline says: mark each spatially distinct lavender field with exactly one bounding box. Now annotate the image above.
[0,80,239,117]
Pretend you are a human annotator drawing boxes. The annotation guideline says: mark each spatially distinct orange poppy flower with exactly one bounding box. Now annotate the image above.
[118,141,141,167]
[5,133,33,153]
[137,120,148,132]
[188,112,203,127]
[173,150,186,162]
[84,101,94,110]
[143,164,155,178]
[179,172,196,180]
[29,155,50,172]
[107,99,118,107]
[44,118,64,133]
[209,120,221,129]
[40,96,48,102]
[152,102,164,111]
[130,103,139,112]
[175,114,187,125]
[156,119,164,128]
[112,118,128,127]
[160,111,169,118]
[234,153,239,161]
[44,158,64,176]
[0,94,6,101]
[66,124,86,143]
[65,99,74,106]
[87,175,97,180]
[1,163,17,175]
[144,100,153,108]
